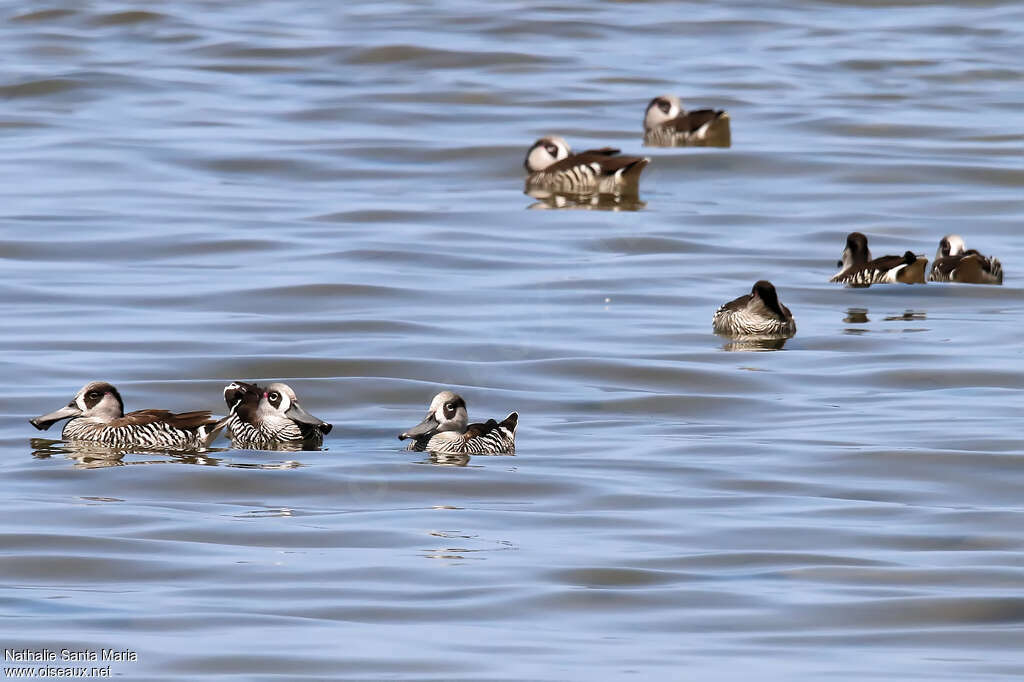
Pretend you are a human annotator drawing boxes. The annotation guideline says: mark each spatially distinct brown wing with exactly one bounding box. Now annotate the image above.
[895,256,927,284]
[964,250,1003,281]
[116,409,219,430]
[462,412,517,440]
[462,419,500,440]
[952,255,986,283]
[578,147,621,157]
[868,254,908,271]
[542,149,616,173]
[670,109,725,133]
[931,255,960,280]
[719,293,754,314]
[549,150,647,176]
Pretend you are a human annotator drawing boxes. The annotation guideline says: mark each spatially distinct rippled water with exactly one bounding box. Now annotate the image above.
[2,1,1023,679]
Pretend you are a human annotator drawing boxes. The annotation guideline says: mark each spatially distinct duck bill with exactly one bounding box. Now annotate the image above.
[286,403,332,434]
[398,414,438,441]
[30,404,82,431]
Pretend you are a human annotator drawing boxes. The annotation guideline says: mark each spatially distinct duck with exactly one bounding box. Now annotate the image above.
[29,381,226,450]
[399,390,517,455]
[524,136,648,198]
[928,234,1003,284]
[712,280,796,338]
[830,232,927,286]
[643,94,730,146]
[222,381,332,450]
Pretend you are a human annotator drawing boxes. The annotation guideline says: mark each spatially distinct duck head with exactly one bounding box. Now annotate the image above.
[644,94,682,130]
[30,381,125,430]
[399,391,468,442]
[936,234,966,260]
[259,382,332,435]
[837,232,871,271]
[751,280,787,318]
[524,136,570,172]
[224,381,260,417]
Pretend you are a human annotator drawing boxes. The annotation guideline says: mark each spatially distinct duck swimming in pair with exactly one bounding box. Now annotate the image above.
[713,280,796,339]
[928,234,1003,285]
[643,94,730,146]
[223,381,331,450]
[524,136,648,198]
[830,232,927,286]
[29,381,227,450]
[399,391,517,455]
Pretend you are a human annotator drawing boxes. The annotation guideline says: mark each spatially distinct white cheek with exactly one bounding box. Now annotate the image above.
[76,395,87,411]
[527,146,552,172]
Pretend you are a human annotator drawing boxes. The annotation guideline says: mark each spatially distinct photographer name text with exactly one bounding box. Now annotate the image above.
[4,650,136,663]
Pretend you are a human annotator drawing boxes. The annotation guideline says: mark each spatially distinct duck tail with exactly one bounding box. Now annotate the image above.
[201,414,232,448]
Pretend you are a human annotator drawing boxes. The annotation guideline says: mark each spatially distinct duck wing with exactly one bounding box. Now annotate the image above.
[669,109,726,133]
[116,409,220,431]
[542,148,626,173]
[463,412,518,440]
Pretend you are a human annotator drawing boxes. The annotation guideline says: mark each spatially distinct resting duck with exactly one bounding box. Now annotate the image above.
[223,381,332,450]
[713,280,796,338]
[399,391,517,455]
[29,381,226,450]
[643,94,730,146]
[524,136,648,197]
[830,232,927,286]
[928,234,1003,284]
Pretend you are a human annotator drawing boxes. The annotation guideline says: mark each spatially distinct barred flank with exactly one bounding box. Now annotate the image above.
[63,418,208,449]
[224,414,316,449]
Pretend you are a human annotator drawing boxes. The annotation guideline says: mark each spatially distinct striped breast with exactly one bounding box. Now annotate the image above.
[712,308,795,337]
[424,414,517,455]
[61,417,209,449]
[527,149,648,196]
[832,266,893,286]
[528,161,603,195]
[929,254,1003,284]
[225,414,318,450]
[644,111,729,146]
[832,254,926,286]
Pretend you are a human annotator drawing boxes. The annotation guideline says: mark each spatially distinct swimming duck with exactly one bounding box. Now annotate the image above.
[29,381,226,449]
[928,234,1003,284]
[399,391,517,455]
[712,280,796,338]
[643,94,730,146]
[830,232,927,286]
[524,136,649,197]
[223,381,332,450]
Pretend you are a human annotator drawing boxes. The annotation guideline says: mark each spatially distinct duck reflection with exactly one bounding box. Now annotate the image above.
[884,310,926,322]
[30,438,222,469]
[721,337,789,352]
[842,308,929,334]
[843,307,870,334]
[526,192,646,212]
[421,530,516,561]
[844,307,869,324]
[418,451,472,467]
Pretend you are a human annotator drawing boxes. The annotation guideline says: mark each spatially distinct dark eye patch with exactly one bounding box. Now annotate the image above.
[443,402,457,419]
[268,391,281,407]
